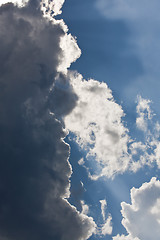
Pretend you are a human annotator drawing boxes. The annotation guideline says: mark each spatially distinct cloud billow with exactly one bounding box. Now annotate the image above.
[114,178,160,240]
[64,72,130,179]
[0,1,96,240]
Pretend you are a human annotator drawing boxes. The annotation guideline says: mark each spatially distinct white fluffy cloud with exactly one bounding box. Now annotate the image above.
[64,71,160,179]
[113,234,139,240]
[64,74,160,178]
[64,72,130,178]
[40,1,81,73]
[58,33,81,73]
[0,0,28,7]
[114,178,160,240]
[101,214,112,236]
[41,0,65,16]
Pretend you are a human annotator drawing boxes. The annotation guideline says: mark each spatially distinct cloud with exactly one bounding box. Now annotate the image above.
[129,96,160,171]
[98,199,112,236]
[0,1,96,239]
[101,214,112,236]
[81,200,89,215]
[2,1,160,239]
[0,0,28,7]
[113,234,139,240]
[63,75,160,179]
[136,96,153,132]
[64,71,160,179]
[114,178,160,240]
[100,199,107,221]
[78,158,85,166]
[64,72,130,178]
[41,0,65,16]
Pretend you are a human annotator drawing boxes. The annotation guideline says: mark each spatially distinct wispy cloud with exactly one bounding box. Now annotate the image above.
[95,0,160,21]
[99,199,113,236]
[100,199,107,221]
[136,96,153,132]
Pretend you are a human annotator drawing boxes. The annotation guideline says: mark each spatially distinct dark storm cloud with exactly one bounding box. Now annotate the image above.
[48,73,78,117]
[0,2,95,240]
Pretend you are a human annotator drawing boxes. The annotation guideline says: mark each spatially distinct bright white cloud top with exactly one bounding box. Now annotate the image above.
[0,0,28,7]
[41,0,65,16]
[114,178,160,240]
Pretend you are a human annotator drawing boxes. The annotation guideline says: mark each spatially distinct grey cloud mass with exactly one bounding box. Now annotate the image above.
[0,1,95,240]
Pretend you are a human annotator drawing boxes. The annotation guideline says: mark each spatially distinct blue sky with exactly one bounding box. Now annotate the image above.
[62,0,160,113]
[61,0,160,239]
[1,0,160,239]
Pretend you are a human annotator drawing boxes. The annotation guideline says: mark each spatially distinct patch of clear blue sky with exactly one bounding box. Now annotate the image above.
[61,0,144,109]
[60,0,160,238]
[61,0,160,118]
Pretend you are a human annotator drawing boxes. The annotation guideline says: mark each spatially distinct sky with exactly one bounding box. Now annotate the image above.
[0,0,160,239]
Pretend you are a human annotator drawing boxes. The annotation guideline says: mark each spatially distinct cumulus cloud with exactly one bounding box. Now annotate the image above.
[114,178,160,240]
[63,74,160,179]
[63,70,160,179]
[0,1,96,239]
[64,72,130,178]
[2,0,160,239]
